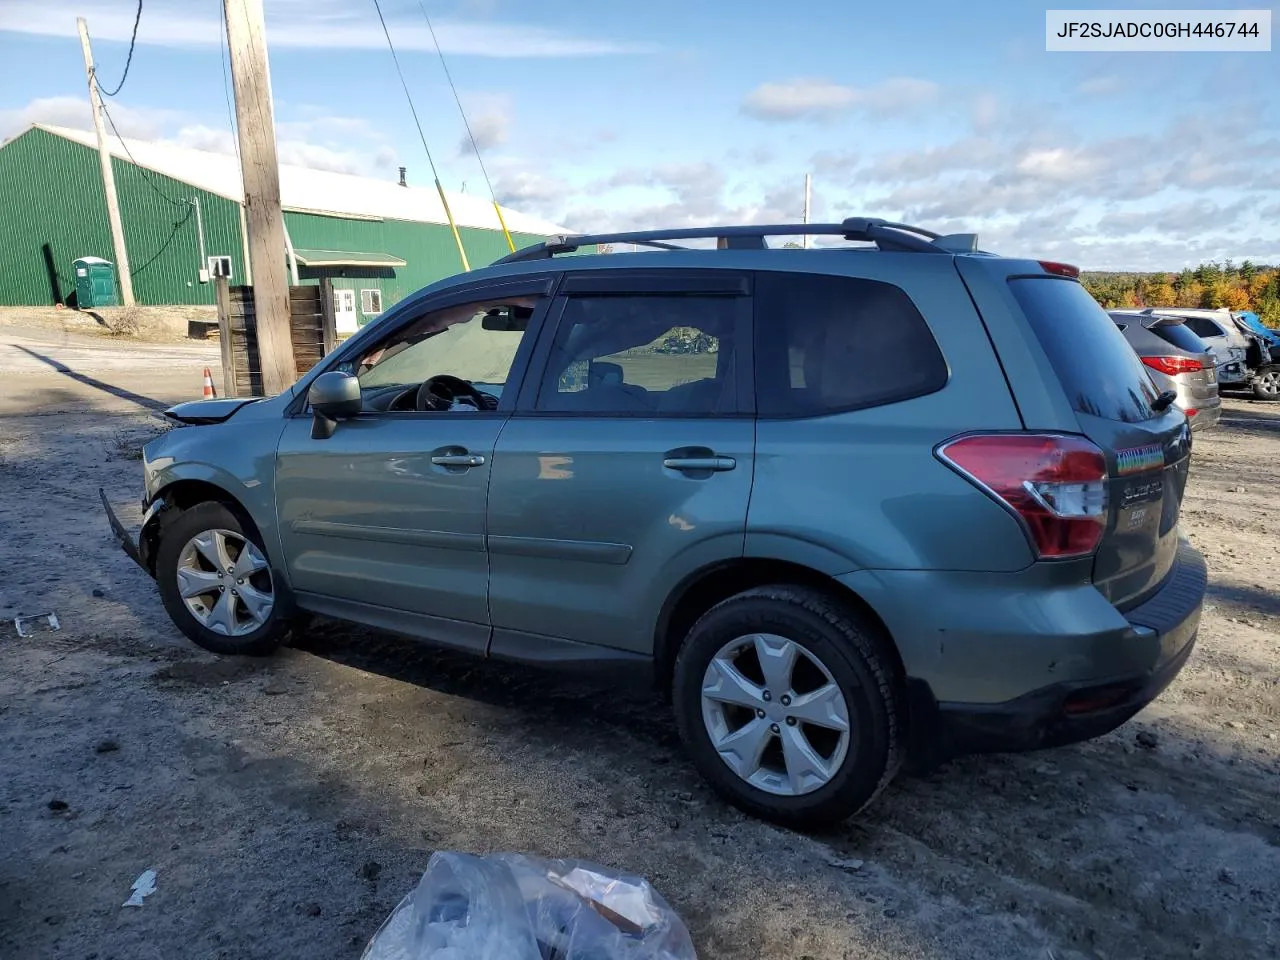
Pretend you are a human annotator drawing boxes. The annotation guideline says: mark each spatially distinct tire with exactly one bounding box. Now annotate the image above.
[155,501,292,656]
[1252,365,1280,401]
[672,585,902,829]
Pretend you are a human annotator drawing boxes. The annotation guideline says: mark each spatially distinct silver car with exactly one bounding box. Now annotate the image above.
[1110,312,1221,431]
[1136,308,1250,386]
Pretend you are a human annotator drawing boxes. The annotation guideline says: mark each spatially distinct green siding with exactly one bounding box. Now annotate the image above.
[283,210,547,323]
[0,127,552,311]
[0,128,243,306]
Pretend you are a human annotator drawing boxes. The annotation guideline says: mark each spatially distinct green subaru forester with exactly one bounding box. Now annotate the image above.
[103,218,1206,827]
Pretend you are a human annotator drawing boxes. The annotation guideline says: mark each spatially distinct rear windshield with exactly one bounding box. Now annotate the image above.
[1147,320,1209,355]
[1010,278,1159,423]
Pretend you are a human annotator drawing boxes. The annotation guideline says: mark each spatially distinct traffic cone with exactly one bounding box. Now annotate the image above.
[202,367,218,399]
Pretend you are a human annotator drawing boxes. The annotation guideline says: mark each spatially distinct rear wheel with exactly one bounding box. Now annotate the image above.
[1252,365,1280,401]
[155,502,292,656]
[673,585,902,828]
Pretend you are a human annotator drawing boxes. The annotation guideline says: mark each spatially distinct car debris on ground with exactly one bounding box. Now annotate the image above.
[362,852,696,960]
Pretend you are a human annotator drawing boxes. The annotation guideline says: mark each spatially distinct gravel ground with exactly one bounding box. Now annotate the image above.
[1,331,1278,960]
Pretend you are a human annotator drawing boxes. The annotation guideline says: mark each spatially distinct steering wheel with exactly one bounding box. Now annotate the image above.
[415,374,492,412]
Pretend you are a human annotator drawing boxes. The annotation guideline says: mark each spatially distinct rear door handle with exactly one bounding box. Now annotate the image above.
[663,456,736,472]
[431,453,485,467]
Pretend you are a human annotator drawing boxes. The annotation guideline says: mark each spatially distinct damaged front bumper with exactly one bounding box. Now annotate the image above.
[99,487,163,577]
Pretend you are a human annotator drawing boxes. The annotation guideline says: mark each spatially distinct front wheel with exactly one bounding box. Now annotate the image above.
[672,585,902,828]
[155,501,292,656]
[1252,365,1280,401]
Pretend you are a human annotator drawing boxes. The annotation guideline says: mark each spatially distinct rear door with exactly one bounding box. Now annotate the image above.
[1006,276,1191,608]
[486,269,755,657]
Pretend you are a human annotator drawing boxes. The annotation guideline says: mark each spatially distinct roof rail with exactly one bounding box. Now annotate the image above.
[492,217,970,265]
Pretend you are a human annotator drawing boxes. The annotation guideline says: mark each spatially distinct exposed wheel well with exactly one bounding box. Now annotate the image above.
[143,480,263,573]
[653,558,906,695]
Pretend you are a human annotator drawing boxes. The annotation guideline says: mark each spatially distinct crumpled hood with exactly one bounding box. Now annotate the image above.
[163,397,262,425]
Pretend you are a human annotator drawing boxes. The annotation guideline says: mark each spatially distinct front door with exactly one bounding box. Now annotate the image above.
[334,289,358,334]
[487,270,756,656]
[275,284,550,652]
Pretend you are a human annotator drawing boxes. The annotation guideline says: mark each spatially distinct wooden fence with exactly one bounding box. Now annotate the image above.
[214,277,338,397]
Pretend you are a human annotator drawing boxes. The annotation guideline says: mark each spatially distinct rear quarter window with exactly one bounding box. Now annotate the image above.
[1010,277,1159,423]
[1182,316,1226,340]
[754,272,947,418]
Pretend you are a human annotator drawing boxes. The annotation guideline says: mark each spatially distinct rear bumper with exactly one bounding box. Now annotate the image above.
[1186,399,1221,431]
[922,626,1195,757]
[922,541,1205,757]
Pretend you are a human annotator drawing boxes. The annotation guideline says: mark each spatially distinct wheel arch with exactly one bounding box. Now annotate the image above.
[142,477,267,575]
[652,557,906,695]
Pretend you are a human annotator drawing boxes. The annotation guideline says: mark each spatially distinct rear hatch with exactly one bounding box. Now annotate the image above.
[1142,317,1218,405]
[1008,278,1191,609]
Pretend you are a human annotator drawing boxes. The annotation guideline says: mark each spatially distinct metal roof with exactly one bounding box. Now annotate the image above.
[32,124,569,237]
[291,248,407,268]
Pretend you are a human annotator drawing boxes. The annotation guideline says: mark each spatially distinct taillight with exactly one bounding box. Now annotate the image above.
[1038,260,1081,279]
[1142,355,1203,376]
[937,433,1108,560]
[1185,408,1198,418]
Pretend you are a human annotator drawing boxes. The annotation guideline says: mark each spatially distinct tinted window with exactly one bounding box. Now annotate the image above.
[1010,278,1158,423]
[535,295,739,415]
[754,272,947,418]
[1182,316,1226,340]
[1148,321,1208,354]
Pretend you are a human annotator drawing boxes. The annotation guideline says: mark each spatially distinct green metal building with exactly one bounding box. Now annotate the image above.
[0,124,565,328]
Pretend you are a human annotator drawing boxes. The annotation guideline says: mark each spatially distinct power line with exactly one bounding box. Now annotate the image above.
[416,0,514,251]
[98,0,143,98]
[99,98,191,209]
[217,0,241,164]
[371,0,443,188]
[370,0,470,271]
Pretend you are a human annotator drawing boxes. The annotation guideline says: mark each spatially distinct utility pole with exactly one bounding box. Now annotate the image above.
[802,173,812,249]
[223,0,295,395]
[77,18,135,306]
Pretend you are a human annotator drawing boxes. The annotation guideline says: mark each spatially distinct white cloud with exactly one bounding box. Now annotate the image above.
[742,77,938,122]
[0,95,184,141]
[1014,147,1102,183]
[462,112,508,154]
[1077,75,1122,96]
[970,92,1001,133]
[0,0,652,57]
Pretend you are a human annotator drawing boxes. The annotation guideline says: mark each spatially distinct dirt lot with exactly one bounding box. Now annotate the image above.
[1,329,1278,960]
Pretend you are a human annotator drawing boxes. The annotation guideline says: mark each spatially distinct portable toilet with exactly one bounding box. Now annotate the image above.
[72,256,118,308]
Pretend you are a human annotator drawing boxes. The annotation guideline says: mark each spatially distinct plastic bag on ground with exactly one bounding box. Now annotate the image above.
[361,851,697,960]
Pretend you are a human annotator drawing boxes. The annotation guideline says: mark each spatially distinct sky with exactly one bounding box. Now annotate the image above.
[0,0,1276,270]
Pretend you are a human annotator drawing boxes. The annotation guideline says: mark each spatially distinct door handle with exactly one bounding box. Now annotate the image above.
[663,456,736,472]
[431,453,485,467]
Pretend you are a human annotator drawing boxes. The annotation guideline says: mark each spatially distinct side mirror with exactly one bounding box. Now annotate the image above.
[308,371,361,439]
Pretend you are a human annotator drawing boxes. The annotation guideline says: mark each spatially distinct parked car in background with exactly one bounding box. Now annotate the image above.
[1233,310,1280,362]
[1109,312,1220,430]
[1148,308,1280,401]
[102,218,1205,828]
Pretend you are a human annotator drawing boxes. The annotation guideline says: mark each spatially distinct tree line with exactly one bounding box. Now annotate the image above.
[1082,260,1280,325]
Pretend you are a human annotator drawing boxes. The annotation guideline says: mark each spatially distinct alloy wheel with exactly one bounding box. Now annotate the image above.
[175,529,274,636]
[700,633,852,796]
[1258,369,1280,398]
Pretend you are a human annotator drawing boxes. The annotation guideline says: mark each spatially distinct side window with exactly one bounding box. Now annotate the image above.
[1183,316,1223,339]
[534,295,739,415]
[336,295,540,412]
[360,288,383,316]
[754,272,947,418]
